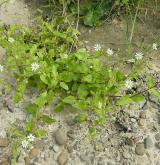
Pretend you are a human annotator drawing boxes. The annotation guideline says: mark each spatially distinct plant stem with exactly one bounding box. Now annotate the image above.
[129,0,141,44]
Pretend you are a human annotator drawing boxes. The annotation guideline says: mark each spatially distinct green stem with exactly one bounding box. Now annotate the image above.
[129,0,141,44]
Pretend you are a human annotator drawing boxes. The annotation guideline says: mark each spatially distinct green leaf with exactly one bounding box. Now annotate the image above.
[150,88,160,98]
[116,95,132,105]
[77,84,89,99]
[40,114,56,124]
[75,49,88,61]
[26,118,34,133]
[34,91,47,107]
[13,92,23,103]
[74,114,87,123]
[131,94,145,102]
[73,100,87,110]
[34,129,46,137]
[25,103,39,116]
[63,95,76,105]
[106,85,119,95]
[82,74,92,83]
[147,75,154,88]
[55,102,65,112]
[60,82,69,90]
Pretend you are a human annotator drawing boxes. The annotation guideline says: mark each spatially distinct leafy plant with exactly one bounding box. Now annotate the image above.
[70,0,110,26]
[0,15,159,164]
[0,17,154,124]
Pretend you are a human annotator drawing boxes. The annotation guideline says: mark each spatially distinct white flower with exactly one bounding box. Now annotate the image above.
[63,54,68,59]
[8,37,15,43]
[0,65,4,72]
[98,102,103,109]
[27,134,35,142]
[94,44,101,51]
[135,52,143,60]
[0,128,6,138]
[125,80,134,89]
[22,140,29,149]
[31,63,39,71]
[106,48,114,56]
[152,43,157,50]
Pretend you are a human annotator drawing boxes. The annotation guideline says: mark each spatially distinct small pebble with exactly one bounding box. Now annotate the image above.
[139,111,147,119]
[144,136,153,149]
[155,142,160,149]
[0,138,9,147]
[55,129,68,146]
[29,148,40,159]
[58,151,68,165]
[155,133,160,141]
[53,145,60,153]
[135,143,146,156]
[138,119,146,127]
[122,152,130,159]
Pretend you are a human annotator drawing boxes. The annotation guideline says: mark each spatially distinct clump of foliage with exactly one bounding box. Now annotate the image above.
[0,16,159,164]
[50,0,142,26]
[0,17,147,125]
[70,0,109,26]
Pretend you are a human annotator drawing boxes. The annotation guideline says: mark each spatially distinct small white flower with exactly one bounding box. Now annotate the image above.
[63,54,68,59]
[0,128,6,138]
[98,102,103,109]
[135,52,143,60]
[0,65,4,72]
[106,48,114,56]
[27,134,35,142]
[152,43,157,50]
[22,140,29,149]
[94,44,101,51]
[8,37,15,43]
[125,80,134,89]
[31,63,39,71]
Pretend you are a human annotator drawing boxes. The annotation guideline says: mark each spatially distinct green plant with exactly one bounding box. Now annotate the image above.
[69,0,109,26]
[0,16,160,164]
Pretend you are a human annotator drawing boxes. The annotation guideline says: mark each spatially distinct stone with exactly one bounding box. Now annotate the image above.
[80,154,88,162]
[24,157,30,165]
[122,152,130,159]
[155,142,160,149]
[139,111,147,119]
[67,130,76,140]
[130,118,136,123]
[126,138,134,146]
[135,143,146,156]
[57,151,68,165]
[98,160,105,165]
[138,119,146,127]
[0,138,9,147]
[29,148,40,159]
[66,144,74,153]
[155,133,160,141]
[53,145,60,153]
[0,160,9,165]
[131,126,138,133]
[35,140,45,149]
[144,136,153,149]
[55,129,68,146]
